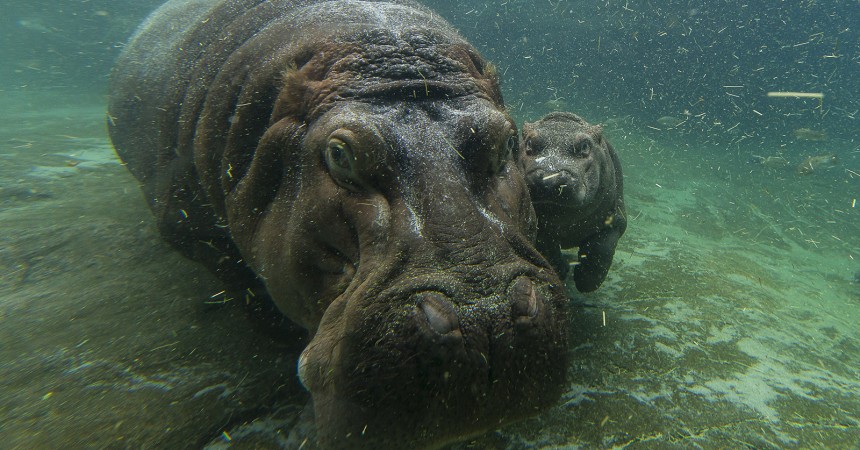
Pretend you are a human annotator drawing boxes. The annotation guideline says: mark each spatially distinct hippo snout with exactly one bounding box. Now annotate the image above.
[528,168,588,204]
[531,168,577,190]
[302,271,568,449]
[415,276,546,338]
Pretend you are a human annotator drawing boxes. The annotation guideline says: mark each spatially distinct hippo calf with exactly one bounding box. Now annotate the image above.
[522,112,626,292]
[108,0,568,448]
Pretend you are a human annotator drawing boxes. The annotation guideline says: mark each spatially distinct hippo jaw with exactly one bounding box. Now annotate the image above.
[232,96,569,448]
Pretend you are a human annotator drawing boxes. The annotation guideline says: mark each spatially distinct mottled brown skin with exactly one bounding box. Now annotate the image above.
[522,112,626,292]
[108,1,568,448]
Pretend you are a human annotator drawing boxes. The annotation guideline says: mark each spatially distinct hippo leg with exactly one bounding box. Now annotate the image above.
[573,223,624,293]
[536,237,570,281]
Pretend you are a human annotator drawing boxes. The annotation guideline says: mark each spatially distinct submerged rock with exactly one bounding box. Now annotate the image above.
[656,115,685,128]
[793,128,828,141]
[751,155,790,170]
[795,154,838,175]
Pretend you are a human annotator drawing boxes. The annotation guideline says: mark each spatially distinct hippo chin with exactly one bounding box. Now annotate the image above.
[108,1,568,448]
[522,112,626,292]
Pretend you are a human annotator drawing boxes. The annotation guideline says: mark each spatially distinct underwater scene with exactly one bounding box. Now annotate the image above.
[1,0,859,448]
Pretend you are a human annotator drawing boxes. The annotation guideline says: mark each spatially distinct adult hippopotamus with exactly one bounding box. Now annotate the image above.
[522,112,626,292]
[108,1,568,448]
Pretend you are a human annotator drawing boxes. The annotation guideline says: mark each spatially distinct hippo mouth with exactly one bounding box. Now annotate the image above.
[298,265,568,449]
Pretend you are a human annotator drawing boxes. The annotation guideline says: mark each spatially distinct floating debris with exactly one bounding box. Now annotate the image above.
[793,128,828,141]
[602,115,632,129]
[795,154,838,175]
[767,91,824,99]
[544,97,569,111]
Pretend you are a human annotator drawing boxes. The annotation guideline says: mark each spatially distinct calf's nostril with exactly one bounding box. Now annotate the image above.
[416,292,461,336]
[541,171,576,189]
[509,276,540,319]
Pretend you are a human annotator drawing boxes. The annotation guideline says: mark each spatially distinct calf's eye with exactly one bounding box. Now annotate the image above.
[524,138,537,156]
[571,134,594,157]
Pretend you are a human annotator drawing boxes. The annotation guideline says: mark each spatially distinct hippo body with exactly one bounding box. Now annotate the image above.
[108,1,568,448]
[522,112,626,293]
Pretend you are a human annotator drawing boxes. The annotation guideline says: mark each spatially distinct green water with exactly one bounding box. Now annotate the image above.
[1,0,858,448]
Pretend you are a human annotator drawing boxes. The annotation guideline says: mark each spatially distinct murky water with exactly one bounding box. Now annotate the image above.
[2,1,858,448]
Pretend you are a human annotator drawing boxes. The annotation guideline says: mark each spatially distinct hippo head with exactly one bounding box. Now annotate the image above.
[219,23,569,449]
[522,112,613,216]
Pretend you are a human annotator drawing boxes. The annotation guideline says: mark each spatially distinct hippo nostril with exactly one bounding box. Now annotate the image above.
[509,276,541,319]
[528,169,546,182]
[539,171,576,191]
[416,292,460,336]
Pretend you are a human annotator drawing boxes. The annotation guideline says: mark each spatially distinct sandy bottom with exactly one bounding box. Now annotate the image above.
[2,94,859,448]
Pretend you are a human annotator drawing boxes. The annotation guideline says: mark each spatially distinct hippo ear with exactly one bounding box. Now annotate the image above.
[521,122,538,156]
[591,124,605,144]
[522,122,535,139]
[272,66,314,122]
[481,61,498,82]
[458,46,503,105]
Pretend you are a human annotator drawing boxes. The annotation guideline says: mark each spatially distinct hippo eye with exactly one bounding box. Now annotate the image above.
[325,137,358,187]
[505,135,517,157]
[490,133,516,174]
[571,135,593,157]
[524,138,536,156]
[327,139,351,169]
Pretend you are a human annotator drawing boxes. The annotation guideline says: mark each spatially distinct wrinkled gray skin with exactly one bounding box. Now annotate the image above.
[522,112,626,293]
[108,1,568,448]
